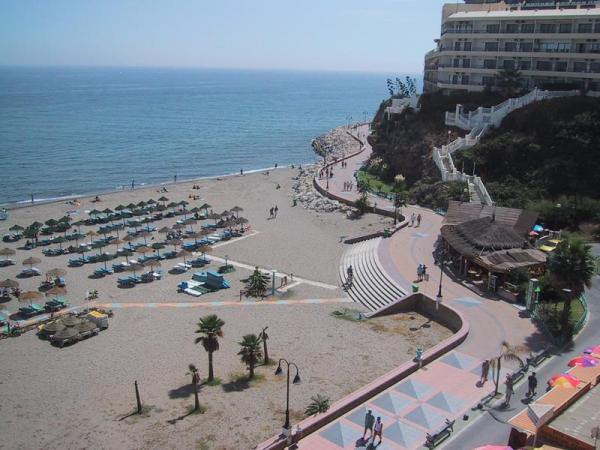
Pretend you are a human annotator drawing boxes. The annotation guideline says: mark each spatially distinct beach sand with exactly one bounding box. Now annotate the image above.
[0,169,451,449]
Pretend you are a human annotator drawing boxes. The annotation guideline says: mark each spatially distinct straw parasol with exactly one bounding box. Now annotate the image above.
[86,229,99,239]
[0,248,16,257]
[42,320,65,335]
[77,319,97,333]
[135,245,153,256]
[176,249,192,264]
[143,259,161,270]
[20,290,43,304]
[60,315,82,327]
[172,222,186,230]
[0,279,19,288]
[166,239,182,250]
[158,226,172,235]
[127,262,144,277]
[219,210,231,218]
[22,256,41,268]
[45,286,67,298]
[9,224,24,233]
[47,268,67,278]
[230,206,244,218]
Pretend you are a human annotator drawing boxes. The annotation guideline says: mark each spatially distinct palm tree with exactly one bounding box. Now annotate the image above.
[194,314,225,382]
[304,394,330,417]
[489,341,527,395]
[238,334,263,380]
[259,326,270,365]
[246,267,270,298]
[547,238,595,338]
[187,364,201,411]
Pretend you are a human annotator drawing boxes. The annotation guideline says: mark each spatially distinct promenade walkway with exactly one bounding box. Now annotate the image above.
[292,127,546,450]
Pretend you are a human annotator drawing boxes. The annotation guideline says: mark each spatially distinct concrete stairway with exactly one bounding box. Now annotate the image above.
[339,237,407,312]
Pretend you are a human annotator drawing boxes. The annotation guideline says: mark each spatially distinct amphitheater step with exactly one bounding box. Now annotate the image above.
[339,237,407,312]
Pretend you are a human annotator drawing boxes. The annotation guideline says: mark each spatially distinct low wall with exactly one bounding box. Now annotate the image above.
[343,221,408,244]
[256,293,469,450]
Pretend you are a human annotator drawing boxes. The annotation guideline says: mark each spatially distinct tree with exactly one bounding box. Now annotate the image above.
[187,363,201,411]
[238,334,263,380]
[194,314,225,382]
[489,341,527,395]
[259,326,270,365]
[547,238,595,339]
[245,267,270,298]
[304,394,331,417]
[495,68,522,97]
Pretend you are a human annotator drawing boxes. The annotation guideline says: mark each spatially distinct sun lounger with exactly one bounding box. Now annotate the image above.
[45,297,69,312]
[19,303,45,318]
[94,267,113,277]
[163,251,177,259]
[117,277,135,287]
[140,272,155,283]
[190,256,210,267]
[19,267,42,277]
[0,258,16,267]
[172,262,192,273]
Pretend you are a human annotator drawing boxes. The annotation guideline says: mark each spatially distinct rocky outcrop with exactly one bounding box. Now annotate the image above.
[291,166,352,214]
[312,126,360,160]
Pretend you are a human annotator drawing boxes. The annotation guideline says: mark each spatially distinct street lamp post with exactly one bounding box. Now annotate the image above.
[271,270,277,296]
[275,358,301,433]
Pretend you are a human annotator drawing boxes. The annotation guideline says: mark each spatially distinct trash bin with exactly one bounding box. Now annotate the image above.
[424,273,430,282]
[412,284,419,293]
[383,228,391,238]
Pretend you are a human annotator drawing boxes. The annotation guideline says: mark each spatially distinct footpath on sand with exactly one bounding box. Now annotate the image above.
[289,128,547,450]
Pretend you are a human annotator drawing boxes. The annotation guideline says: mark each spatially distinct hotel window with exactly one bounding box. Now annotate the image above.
[453,58,460,68]
[595,23,600,33]
[463,59,471,68]
[461,75,470,85]
[504,42,518,52]
[503,60,516,70]
[464,42,472,51]
[590,62,600,73]
[452,75,459,84]
[521,23,534,33]
[588,43,600,54]
[578,23,593,33]
[484,42,499,52]
[520,42,533,52]
[539,24,557,34]
[536,61,552,71]
[519,60,531,70]
[573,61,588,72]
[486,24,500,33]
[554,61,568,72]
[505,23,519,33]
[454,41,461,51]
[484,59,497,69]
[558,23,571,34]
[482,76,495,86]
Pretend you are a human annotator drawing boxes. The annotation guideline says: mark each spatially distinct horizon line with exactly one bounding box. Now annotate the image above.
[0,63,422,77]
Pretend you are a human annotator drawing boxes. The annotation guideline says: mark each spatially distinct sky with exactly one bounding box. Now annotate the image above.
[0,0,452,74]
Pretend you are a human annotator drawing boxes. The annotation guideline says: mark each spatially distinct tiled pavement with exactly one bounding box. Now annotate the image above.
[293,126,546,449]
[299,350,496,449]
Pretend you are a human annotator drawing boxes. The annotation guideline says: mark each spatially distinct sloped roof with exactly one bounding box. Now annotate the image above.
[443,200,538,236]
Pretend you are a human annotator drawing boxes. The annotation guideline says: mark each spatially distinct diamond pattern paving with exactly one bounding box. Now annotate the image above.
[372,392,413,416]
[394,379,433,400]
[346,406,392,428]
[384,421,426,448]
[405,404,447,429]
[440,351,479,370]
[427,392,466,414]
[319,422,361,448]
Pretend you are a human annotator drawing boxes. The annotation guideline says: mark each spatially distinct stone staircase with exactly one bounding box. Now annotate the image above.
[339,237,407,312]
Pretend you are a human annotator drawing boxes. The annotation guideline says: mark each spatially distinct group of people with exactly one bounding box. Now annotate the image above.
[342,181,355,192]
[362,410,384,446]
[480,359,538,407]
[416,263,428,282]
[340,160,348,168]
[319,167,334,179]
[268,205,279,219]
[409,212,422,227]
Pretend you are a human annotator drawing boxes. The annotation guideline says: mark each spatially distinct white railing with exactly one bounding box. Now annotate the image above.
[385,95,421,117]
[438,88,584,206]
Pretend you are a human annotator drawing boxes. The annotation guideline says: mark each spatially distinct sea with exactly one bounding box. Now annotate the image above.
[0,67,416,206]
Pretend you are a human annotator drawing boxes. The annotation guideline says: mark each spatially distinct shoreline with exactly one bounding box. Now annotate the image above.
[2,163,318,211]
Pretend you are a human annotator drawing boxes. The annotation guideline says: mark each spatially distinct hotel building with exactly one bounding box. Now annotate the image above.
[424,0,600,93]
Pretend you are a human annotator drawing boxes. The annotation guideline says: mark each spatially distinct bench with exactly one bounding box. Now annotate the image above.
[425,419,455,449]
[508,364,529,385]
[527,347,550,367]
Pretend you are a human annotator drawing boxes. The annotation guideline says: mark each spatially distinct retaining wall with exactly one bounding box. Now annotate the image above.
[256,293,469,450]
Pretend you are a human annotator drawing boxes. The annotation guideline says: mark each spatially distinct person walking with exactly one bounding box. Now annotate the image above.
[504,375,514,407]
[274,205,278,217]
[269,207,273,218]
[417,264,423,282]
[422,265,428,281]
[416,213,422,227]
[527,372,538,398]
[347,265,353,286]
[373,417,383,445]
[362,409,375,440]
[480,359,490,385]
[410,212,416,227]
